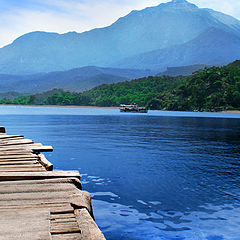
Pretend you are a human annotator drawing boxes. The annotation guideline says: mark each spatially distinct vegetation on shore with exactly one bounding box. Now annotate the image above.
[1,61,240,111]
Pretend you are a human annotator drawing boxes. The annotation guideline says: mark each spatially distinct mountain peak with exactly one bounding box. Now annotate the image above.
[165,0,198,9]
[172,0,188,3]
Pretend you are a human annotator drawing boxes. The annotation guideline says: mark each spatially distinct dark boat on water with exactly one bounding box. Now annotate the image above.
[120,104,148,113]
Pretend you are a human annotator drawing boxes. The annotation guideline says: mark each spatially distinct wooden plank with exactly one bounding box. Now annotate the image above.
[51,219,77,224]
[39,153,53,171]
[0,168,46,172]
[75,209,106,240]
[0,144,42,150]
[0,177,81,186]
[0,164,43,168]
[0,171,80,180]
[0,202,72,211]
[0,160,39,165]
[32,145,54,153]
[0,138,29,142]
[50,226,80,234]
[0,135,24,139]
[0,155,37,159]
[0,149,33,154]
[0,159,38,166]
[0,146,53,153]
[0,144,43,150]
[0,191,81,202]
[51,222,79,228]
[50,209,74,214]
[0,159,39,163]
[0,139,33,145]
[0,208,51,240]
[51,233,82,240]
[51,214,76,220]
[0,183,77,194]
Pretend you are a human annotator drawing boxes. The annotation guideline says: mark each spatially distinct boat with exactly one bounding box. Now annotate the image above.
[120,103,148,113]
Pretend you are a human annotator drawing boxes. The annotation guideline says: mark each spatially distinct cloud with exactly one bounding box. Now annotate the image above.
[193,0,240,19]
[0,0,239,48]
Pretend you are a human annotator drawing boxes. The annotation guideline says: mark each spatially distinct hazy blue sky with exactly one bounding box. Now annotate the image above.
[0,0,239,47]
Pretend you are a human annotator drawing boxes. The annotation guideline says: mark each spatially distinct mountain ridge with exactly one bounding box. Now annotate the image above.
[0,0,239,75]
[114,27,240,70]
[0,66,153,93]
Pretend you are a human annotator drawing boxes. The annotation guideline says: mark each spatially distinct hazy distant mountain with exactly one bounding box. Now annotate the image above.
[0,92,23,100]
[0,66,152,93]
[158,64,207,77]
[0,0,240,74]
[115,28,240,70]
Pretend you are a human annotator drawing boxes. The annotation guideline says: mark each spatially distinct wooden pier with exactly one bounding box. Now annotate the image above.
[0,126,105,240]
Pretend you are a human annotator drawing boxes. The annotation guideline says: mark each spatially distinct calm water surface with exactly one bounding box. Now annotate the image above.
[0,106,240,240]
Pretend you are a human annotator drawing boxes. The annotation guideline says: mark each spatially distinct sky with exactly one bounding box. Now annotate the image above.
[0,0,239,47]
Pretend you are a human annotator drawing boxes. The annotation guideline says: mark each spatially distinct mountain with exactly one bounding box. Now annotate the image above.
[0,66,152,93]
[158,64,207,76]
[4,61,240,112]
[115,27,240,70]
[0,0,240,74]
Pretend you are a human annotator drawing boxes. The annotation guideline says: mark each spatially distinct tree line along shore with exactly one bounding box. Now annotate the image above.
[1,60,240,112]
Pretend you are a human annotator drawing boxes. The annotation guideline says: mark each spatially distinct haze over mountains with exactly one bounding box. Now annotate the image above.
[0,0,240,93]
[0,67,152,93]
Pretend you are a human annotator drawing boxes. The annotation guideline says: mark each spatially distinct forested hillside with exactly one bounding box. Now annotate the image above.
[1,61,240,111]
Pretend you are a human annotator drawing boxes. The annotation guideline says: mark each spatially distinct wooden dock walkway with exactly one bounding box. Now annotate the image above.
[0,126,105,240]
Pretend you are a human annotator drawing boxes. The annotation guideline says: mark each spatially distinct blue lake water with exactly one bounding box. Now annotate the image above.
[0,106,240,240]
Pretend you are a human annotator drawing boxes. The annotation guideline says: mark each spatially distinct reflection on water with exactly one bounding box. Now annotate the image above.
[1,107,240,239]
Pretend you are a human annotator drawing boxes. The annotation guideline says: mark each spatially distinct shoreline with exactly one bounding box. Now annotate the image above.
[221,110,240,113]
[0,104,118,109]
[0,104,240,113]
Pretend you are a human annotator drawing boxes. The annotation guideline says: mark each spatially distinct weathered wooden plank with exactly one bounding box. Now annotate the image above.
[0,135,24,139]
[0,165,44,169]
[51,214,76,220]
[0,146,53,153]
[0,171,80,181]
[0,190,82,203]
[0,168,46,172]
[0,167,44,172]
[0,138,29,142]
[0,154,37,159]
[51,219,77,224]
[0,183,77,194]
[0,139,33,145]
[0,208,51,240]
[0,144,43,150]
[51,227,81,235]
[0,202,72,211]
[0,146,41,152]
[0,171,80,180]
[0,159,39,163]
[51,233,82,240]
[51,222,79,228]
[0,159,38,163]
[75,209,106,240]
[50,209,74,214]
[0,150,33,154]
[0,199,78,206]
[0,177,81,185]
[0,160,39,165]
[39,153,53,171]
[32,145,54,152]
